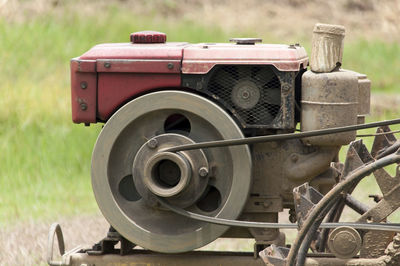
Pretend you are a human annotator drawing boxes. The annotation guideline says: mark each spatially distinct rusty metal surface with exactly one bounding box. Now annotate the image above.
[301,70,359,146]
[385,234,400,266]
[285,149,400,265]
[341,69,371,119]
[356,73,371,116]
[66,250,265,266]
[260,245,389,266]
[371,126,398,158]
[356,165,400,258]
[293,183,324,228]
[247,139,337,211]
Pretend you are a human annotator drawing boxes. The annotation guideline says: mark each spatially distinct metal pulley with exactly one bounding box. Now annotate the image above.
[91,91,252,253]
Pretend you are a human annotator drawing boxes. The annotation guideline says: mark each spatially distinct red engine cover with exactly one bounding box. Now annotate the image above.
[70,34,308,124]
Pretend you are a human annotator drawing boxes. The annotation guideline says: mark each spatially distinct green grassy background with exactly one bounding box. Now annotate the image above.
[1,4,399,227]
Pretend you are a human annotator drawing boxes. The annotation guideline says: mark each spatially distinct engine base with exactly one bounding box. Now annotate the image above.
[59,250,265,266]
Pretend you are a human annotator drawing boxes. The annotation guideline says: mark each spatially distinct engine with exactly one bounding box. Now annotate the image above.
[70,25,370,253]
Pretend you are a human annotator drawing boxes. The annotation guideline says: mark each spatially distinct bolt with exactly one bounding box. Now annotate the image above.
[289,208,297,223]
[369,194,383,203]
[167,63,174,69]
[198,167,209,177]
[282,84,291,91]
[104,62,111,68]
[270,142,278,148]
[393,234,400,246]
[242,90,250,99]
[290,153,299,163]
[80,102,87,111]
[147,138,158,149]
[80,81,88,89]
[263,201,272,208]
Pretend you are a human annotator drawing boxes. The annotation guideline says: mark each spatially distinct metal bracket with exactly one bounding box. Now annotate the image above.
[47,223,82,266]
[86,226,135,256]
[259,244,289,266]
[293,183,324,228]
[47,223,66,266]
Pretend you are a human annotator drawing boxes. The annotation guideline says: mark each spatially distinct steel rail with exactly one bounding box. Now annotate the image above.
[157,198,400,232]
[164,118,400,152]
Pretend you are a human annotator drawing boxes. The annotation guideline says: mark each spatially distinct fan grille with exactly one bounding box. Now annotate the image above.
[207,65,281,127]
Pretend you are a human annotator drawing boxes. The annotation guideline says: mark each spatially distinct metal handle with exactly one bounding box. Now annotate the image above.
[47,223,66,266]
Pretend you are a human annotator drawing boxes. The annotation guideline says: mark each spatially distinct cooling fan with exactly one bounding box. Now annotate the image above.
[207,65,282,127]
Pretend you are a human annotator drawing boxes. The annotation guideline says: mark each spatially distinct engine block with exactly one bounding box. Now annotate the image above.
[70,25,373,255]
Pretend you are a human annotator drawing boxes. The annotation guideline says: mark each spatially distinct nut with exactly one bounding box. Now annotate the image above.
[167,63,174,69]
[282,84,291,91]
[80,103,88,111]
[104,62,111,68]
[80,81,88,89]
[290,153,299,163]
[198,167,209,177]
[147,139,158,149]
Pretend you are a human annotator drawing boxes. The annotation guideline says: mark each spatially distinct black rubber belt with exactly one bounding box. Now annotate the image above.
[164,118,400,152]
[157,197,400,232]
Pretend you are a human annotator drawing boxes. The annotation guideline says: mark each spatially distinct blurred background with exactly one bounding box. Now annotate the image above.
[0,0,399,264]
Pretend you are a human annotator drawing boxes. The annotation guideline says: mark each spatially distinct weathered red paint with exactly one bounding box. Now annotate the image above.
[71,37,309,124]
[97,73,181,121]
[70,59,97,123]
[182,43,308,74]
[96,59,181,73]
[71,42,186,124]
[79,43,187,60]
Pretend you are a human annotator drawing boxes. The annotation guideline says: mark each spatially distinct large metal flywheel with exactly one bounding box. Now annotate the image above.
[91,91,252,253]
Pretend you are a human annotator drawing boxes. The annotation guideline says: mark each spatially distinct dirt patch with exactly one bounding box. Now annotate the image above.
[0,214,258,265]
[0,214,108,266]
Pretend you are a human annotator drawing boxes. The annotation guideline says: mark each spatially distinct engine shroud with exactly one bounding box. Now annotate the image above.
[70,39,308,128]
[182,65,297,129]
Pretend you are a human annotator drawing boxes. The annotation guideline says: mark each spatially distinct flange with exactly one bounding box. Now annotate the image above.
[133,133,210,208]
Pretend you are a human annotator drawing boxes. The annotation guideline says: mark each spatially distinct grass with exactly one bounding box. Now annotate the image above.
[0,5,232,226]
[344,40,400,93]
[1,3,399,228]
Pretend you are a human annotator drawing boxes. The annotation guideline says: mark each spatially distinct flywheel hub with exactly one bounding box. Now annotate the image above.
[133,133,210,208]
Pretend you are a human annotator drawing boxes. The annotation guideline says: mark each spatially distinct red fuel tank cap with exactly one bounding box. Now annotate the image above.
[130,31,167,44]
